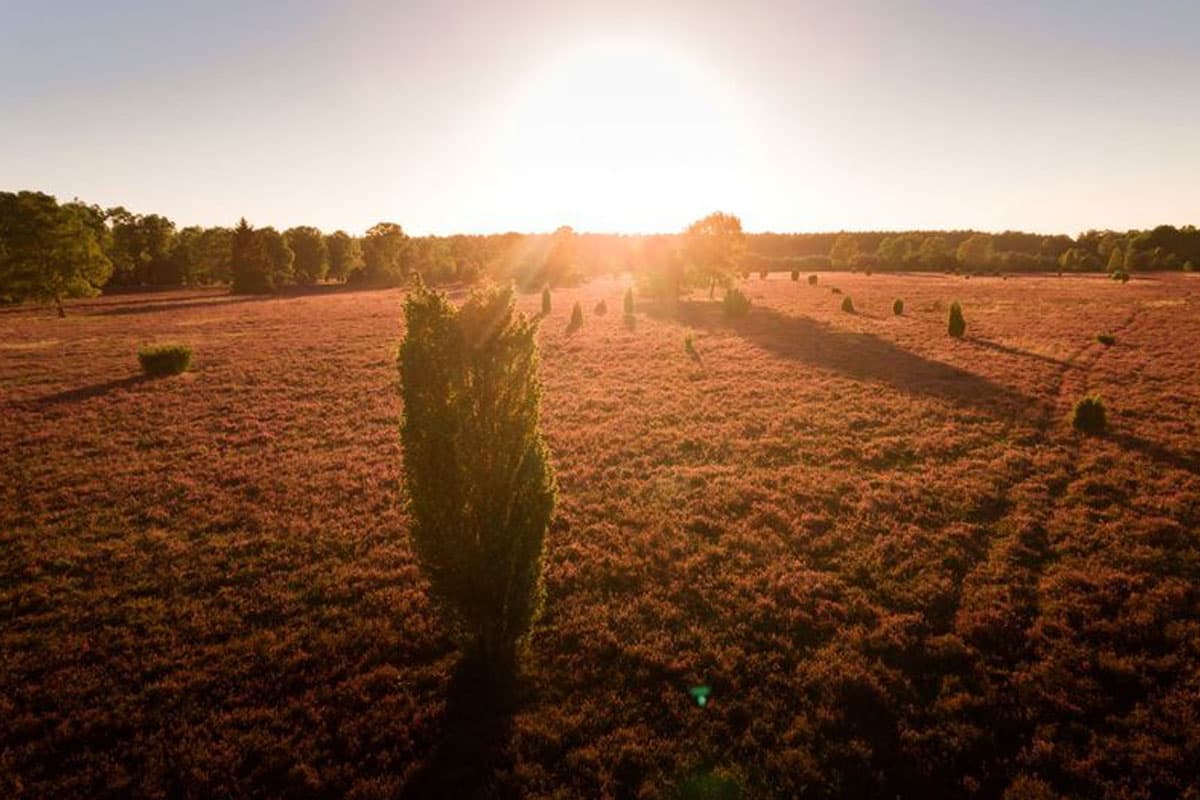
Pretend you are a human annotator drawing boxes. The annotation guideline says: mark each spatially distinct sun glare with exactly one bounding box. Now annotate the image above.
[494,39,758,232]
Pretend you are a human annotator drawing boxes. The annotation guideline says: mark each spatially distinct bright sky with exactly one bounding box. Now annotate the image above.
[3,0,1198,235]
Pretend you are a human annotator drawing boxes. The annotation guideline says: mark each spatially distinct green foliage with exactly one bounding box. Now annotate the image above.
[398,282,556,674]
[623,286,634,316]
[956,234,994,271]
[840,295,854,313]
[324,231,363,282]
[948,301,966,337]
[893,298,904,315]
[808,274,818,286]
[356,222,409,286]
[722,286,751,317]
[829,233,858,269]
[106,208,176,286]
[1097,333,1116,346]
[541,285,551,315]
[137,343,192,377]
[230,218,274,294]
[1071,395,1107,434]
[285,226,328,285]
[594,299,607,316]
[567,300,583,333]
[683,212,745,295]
[0,191,113,315]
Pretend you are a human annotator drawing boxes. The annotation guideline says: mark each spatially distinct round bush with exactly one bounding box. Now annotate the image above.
[840,295,854,313]
[137,344,192,377]
[1072,395,1107,434]
[807,274,819,286]
[594,299,607,316]
[893,298,904,315]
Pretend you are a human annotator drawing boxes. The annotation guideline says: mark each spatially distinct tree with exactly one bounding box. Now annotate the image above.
[257,227,294,288]
[398,281,556,680]
[0,191,112,316]
[876,236,912,268]
[106,210,177,285]
[325,231,363,282]
[285,226,328,285]
[956,234,994,271]
[918,235,951,270]
[357,222,408,286]
[830,233,859,269]
[543,226,577,288]
[1106,246,1124,273]
[683,212,745,297]
[230,218,273,294]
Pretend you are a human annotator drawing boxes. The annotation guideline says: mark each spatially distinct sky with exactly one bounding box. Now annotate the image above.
[2,0,1199,236]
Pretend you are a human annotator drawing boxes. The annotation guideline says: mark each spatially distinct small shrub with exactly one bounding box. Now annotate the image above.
[1071,395,1107,434]
[567,301,583,333]
[541,286,551,315]
[808,274,818,286]
[840,295,854,313]
[137,344,192,377]
[722,287,751,318]
[1097,334,1116,346]
[623,287,634,316]
[864,268,873,277]
[684,334,700,361]
[830,287,842,295]
[1184,261,1194,273]
[893,298,904,315]
[948,302,966,338]
[594,299,607,316]
[790,270,799,281]
[759,270,768,280]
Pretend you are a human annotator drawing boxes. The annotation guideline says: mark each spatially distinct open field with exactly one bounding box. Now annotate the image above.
[3,273,1199,798]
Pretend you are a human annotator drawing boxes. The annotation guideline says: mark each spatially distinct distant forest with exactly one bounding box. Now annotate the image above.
[1,189,1197,311]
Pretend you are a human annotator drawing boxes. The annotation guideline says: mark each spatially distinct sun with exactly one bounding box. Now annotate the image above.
[492,38,757,232]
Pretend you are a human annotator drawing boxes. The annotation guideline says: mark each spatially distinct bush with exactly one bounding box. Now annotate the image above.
[137,344,192,377]
[840,295,854,313]
[807,274,818,286]
[759,270,768,280]
[1071,395,1107,434]
[567,301,583,333]
[623,287,634,316]
[722,287,751,317]
[893,298,904,315]
[398,282,556,678]
[594,299,607,316]
[831,287,842,295]
[541,285,551,315]
[1184,261,1194,273]
[948,301,966,338]
[1097,334,1116,346]
[684,333,699,361]
[790,270,799,281]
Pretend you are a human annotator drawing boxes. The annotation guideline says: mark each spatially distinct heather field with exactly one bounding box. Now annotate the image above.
[3,273,1200,799]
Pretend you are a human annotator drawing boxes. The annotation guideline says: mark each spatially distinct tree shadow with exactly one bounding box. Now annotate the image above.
[399,656,520,800]
[1108,431,1200,477]
[965,336,1073,368]
[649,299,1045,422]
[31,374,150,406]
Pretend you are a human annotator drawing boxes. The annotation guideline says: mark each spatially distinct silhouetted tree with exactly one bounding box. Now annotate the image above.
[230,218,274,294]
[398,281,556,680]
[683,212,745,297]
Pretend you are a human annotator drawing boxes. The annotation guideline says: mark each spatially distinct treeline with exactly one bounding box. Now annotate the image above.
[745,227,1199,274]
[2,189,1197,313]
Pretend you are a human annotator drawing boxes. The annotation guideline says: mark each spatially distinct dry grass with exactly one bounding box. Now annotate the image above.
[2,274,1199,798]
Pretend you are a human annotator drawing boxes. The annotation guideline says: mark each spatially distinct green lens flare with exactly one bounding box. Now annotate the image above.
[689,685,711,707]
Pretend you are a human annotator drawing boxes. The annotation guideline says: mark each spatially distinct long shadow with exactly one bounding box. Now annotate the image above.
[965,336,1073,368]
[399,658,519,800]
[1109,431,1200,477]
[32,374,150,406]
[649,299,1045,422]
